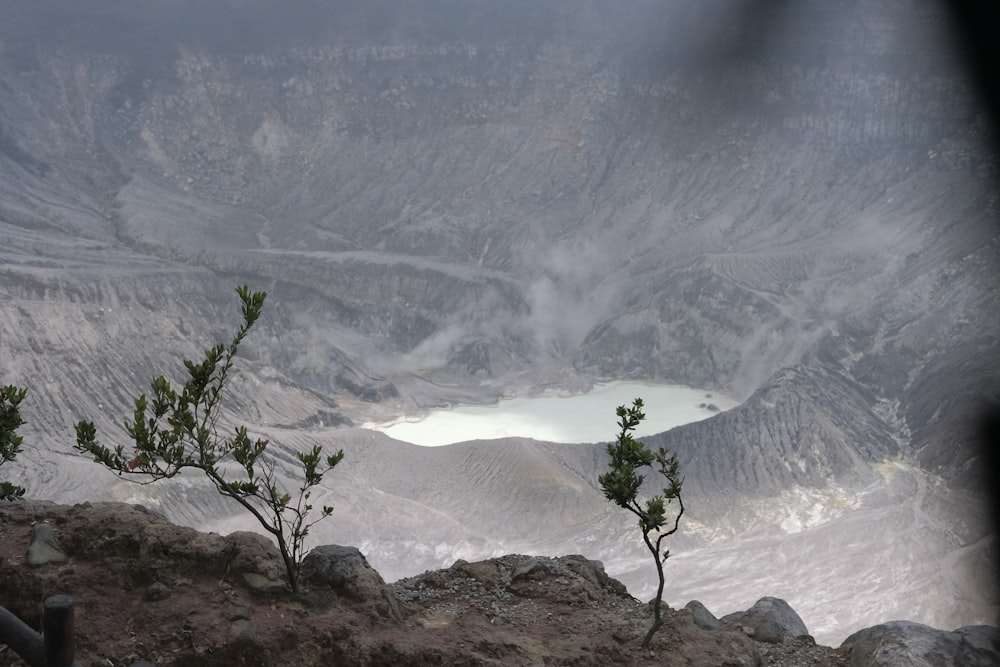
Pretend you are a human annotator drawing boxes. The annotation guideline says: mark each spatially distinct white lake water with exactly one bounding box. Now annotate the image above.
[370,383,737,446]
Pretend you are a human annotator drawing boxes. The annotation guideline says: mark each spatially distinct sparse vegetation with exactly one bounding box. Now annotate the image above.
[74,286,344,592]
[599,397,684,649]
[0,385,28,501]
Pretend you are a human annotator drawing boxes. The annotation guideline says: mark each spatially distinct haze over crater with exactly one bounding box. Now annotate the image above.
[0,0,997,645]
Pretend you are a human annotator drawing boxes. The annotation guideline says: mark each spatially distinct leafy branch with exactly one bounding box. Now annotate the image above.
[598,397,684,649]
[0,384,28,501]
[74,286,344,592]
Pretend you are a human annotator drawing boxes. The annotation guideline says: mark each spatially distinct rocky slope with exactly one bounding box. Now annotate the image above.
[3,501,998,667]
[1,0,996,425]
[0,0,998,646]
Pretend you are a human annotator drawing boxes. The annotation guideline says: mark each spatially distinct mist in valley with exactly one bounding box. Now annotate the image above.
[0,0,998,646]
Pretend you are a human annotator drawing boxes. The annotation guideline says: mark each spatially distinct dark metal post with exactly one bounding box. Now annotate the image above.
[0,604,44,667]
[41,596,74,667]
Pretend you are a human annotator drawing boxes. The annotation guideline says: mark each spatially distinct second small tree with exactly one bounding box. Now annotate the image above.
[599,397,684,649]
[75,286,344,593]
[0,384,28,501]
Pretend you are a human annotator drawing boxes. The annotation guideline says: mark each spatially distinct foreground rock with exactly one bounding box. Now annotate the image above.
[301,544,402,621]
[0,502,993,666]
[390,554,775,666]
[24,522,66,566]
[685,600,723,631]
[721,596,811,644]
[842,621,1000,667]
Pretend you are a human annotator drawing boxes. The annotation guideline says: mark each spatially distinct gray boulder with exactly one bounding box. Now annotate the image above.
[685,600,723,631]
[222,530,288,590]
[300,545,401,620]
[842,621,1000,667]
[144,581,170,602]
[506,554,628,603]
[563,556,629,597]
[26,522,67,566]
[510,556,544,582]
[721,597,809,644]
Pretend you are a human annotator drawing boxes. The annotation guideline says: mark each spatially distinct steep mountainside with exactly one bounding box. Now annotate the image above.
[0,0,997,644]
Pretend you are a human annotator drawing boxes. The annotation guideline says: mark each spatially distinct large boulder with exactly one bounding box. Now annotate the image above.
[300,545,401,620]
[842,621,1000,667]
[721,597,810,644]
[223,531,287,592]
[685,600,723,631]
[561,555,629,597]
[505,554,628,604]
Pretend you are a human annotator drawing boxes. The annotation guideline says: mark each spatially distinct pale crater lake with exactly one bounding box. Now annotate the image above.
[369,383,738,446]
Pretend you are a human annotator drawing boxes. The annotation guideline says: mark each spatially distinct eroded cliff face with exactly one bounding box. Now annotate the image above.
[2,1,994,407]
[0,0,997,644]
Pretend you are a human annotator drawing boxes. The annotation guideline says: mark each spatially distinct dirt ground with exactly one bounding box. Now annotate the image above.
[0,501,847,666]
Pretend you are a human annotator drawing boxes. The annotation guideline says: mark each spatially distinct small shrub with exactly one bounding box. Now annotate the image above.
[75,286,344,592]
[599,397,684,648]
[0,384,27,500]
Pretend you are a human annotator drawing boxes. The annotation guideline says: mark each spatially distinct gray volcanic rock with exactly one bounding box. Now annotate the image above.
[647,365,900,505]
[301,544,402,620]
[505,554,626,604]
[144,581,170,602]
[2,501,287,589]
[685,600,723,631]
[25,521,66,566]
[240,571,287,594]
[842,621,1000,667]
[563,555,629,598]
[722,597,810,644]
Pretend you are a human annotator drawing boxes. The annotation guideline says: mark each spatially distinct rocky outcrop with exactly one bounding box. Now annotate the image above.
[721,597,811,645]
[0,501,769,665]
[301,545,401,620]
[390,552,768,666]
[505,554,628,603]
[648,365,900,504]
[0,0,994,429]
[685,600,723,631]
[2,501,999,666]
[0,501,287,592]
[842,621,1000,667]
